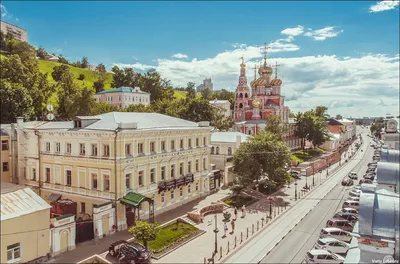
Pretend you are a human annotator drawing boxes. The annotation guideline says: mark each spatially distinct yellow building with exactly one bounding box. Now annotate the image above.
[14,112,212,235]
[1,181,51,263]
[1,126,13,183]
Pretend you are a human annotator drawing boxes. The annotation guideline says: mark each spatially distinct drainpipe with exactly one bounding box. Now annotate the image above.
[34,130,42,196]
[114,129,119,231]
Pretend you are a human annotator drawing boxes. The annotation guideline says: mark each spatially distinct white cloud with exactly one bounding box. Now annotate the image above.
[232,43,247,49]
[15,17,19,22]
[281,25,304,36]
[171,53,188,59]
[304,26,344,41]
[1,4,7,17]
[113,62,154,71]
[369,0,399,12]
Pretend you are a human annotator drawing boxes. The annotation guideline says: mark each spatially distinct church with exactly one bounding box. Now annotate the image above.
[233,43,290,135]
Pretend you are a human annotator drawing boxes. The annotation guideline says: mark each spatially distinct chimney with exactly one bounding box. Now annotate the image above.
[236,134,242,148]
[16,117,24,127]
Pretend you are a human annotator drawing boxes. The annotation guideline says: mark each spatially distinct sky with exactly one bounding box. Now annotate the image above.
[1,1,399,118]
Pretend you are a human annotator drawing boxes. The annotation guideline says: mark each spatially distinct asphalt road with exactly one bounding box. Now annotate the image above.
[260,131,373,264]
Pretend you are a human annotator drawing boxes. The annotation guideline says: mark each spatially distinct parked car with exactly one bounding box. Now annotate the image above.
[348,172,358,180]
[304,249,345,264]
[341,178,354,186]
[352,185,361,191]
[342,207,358,215]
[349,190,361,197]
[368,162,377,166]
[320,227,353,242]
[370,143,374,147]
[364,175,375,181]
[359,178,373,184]
[332,212,358,223]
[326,219,354,232]
[109,240,151,264]
[342,200,360,210]
[314,238,350,254]
[348,196,360,202]
[291,171,301,179]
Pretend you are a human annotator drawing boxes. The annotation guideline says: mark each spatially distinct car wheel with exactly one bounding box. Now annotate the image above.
[109,249,115,257]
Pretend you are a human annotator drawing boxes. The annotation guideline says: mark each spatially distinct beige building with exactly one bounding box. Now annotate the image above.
[94,87,151,109]
[12,112,212,234]
[0,21,27,42]
[1,126,12,183]
[1,182,51,263]
[209,99,232,117]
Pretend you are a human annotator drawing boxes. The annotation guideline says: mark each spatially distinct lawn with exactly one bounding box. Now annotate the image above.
[292,149,323,162]
[223,194,257,208]
[146,221,198,254]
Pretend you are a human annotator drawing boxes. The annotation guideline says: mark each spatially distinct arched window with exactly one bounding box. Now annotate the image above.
[239,103,243,108]
[211,146,215,154]
[248,130,252,135]
[228,147,232,155]
[245,93,248,98]
[216,147,220,155]
[239,93,243,99]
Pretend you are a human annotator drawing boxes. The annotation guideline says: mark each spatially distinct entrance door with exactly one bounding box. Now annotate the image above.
[126,206,135,227]
[60,231,69,252]
[102,214,109,235]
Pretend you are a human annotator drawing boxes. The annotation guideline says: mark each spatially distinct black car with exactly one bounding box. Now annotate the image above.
[342,178,354,186]
[109,240,151,264]
[332,212,359,223]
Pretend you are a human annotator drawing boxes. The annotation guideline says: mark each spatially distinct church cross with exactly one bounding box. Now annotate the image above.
[252,65,258,80]
[260,42,271,64]
[274,61,282,78]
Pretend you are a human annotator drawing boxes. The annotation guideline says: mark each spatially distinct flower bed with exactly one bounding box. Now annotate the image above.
[222,194,257,208]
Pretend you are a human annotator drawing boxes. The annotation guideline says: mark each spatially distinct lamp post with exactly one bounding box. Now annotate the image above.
[294,180,298,201]
[312,163,315,187]
[319,170,322,185]
[213,213,219,254]
[269,197,272,218]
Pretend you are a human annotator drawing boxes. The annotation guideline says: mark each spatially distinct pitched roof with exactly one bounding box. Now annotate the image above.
[211,132,250,143]
[327,118,343,126]
[120,192,146,207]
[96,87,150,95]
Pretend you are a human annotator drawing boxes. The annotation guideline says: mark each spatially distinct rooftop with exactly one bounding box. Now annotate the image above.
[211,131,250,143]
[96,87,150,95]
[209,100,230,104]
[327,118,344,126]
[1,182,51,221]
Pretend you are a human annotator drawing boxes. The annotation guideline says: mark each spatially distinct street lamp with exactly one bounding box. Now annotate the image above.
[213,213,219,254]
[269,197,272,218]
[319,170,322,185]
[294,180,298,201]
[312,163,315,187]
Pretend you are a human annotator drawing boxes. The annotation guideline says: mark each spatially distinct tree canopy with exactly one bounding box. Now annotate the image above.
[128,220,159,249]
[294,108,329,149]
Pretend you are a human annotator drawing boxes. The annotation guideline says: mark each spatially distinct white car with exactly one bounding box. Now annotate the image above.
[320,227,352,242]
[348,196,360,202]
[304,249,345,264]
[349,190,361,197]
[342,200,360,210]
[342,207,358,215]
[314,238,350,254]
[352,185,361,191]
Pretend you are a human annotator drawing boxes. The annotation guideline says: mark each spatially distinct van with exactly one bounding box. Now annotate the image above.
[342,200,360,210]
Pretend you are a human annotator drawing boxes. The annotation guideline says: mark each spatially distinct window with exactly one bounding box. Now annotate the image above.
[150,169,155,183]
[196,182,199,191]
[228,147,232,155]
[32,168,36,180]
[180,163,184,176]
[161,141,166,151]
[161,166,166,180]
[104,175,110,191]
[125,144,131,156]
[92,173,97,189]
[211,147,215,154]
[2,162,9,172]
[7,243,20,261]
[203,136,207,146]
[55,142,61,153]
[79,143,85,155]
[196,138,199,147]
[188,161,191,173]
[66,170,72,186]
[103,144,110,157]
[203,158,206,170]
[45,167,50,183]
[180,187,183,197]
[126,173,131,190]
[91,144,98,156]
[45,142,51,152]
[138,171,143,186]
[150,142,155,152]
[188,185,191,193]
[171,140,175,150]
[161,193,165,203]
[66,143,72,154]
[171,191,174,200]
[2,140,9,151]
[188,138,192,148]
[138,143,144,154]
[171,165,175,178]
[74,120,82,128]
[196,160,199,171]
[80,202,86,213]
[180,139,184,149]
[216,147,220,155]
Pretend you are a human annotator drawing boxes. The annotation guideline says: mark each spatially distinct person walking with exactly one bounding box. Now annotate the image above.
[223,222,228,237]
[242,205,246,218]
[231,219,235,233]
[94,228,99,245]
[234,207,238,220]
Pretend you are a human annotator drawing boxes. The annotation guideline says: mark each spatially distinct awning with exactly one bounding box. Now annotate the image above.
[120,192,146,207]
[47,193,61,202]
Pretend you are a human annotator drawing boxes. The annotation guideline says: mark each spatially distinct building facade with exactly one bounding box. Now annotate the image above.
[94,87,151,108]
[0,21,28,42]
[196,78,213,93]
[209,99,232,117]
[13,112,212,234]
[1,182,51,263]
[1,126,12,183]
[381,117,399,150]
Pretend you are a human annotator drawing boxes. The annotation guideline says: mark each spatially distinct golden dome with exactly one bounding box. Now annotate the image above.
[252,97,261,108]
[258,64,273,75]
[270,78,282,86]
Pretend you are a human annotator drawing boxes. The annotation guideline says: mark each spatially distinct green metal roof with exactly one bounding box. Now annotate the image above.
[55,213,75,221]
[120,192,146,207]
[96,87,133,94]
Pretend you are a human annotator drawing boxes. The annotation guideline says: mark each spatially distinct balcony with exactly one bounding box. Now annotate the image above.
[157,173,194,193]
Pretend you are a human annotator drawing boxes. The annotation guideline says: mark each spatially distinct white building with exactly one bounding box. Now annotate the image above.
[0,21,27,42]
[381,117,399,150]
[94,87,151,109]
[209,99,232,117]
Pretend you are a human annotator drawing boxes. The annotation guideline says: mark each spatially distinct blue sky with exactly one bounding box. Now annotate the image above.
[1,1,399,117]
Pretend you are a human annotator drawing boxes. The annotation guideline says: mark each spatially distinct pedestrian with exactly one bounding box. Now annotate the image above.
[242,205,246,217]
[223,222,228,237]
[94,228,99,245]
[241,205,245,218]
[234,207,238,220]
[231,219,235,233]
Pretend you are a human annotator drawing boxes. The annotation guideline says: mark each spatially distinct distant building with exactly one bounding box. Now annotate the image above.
[94,87,151,108]
[209,99,232,117]
[86,65,97,71]
[0,21,27,42]
[1,126,12,183]
[381,116,399,150]
[196,78,213,93]
[44,54,59,62]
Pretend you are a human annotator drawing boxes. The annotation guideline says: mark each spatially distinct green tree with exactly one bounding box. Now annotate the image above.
[58,54,69,65]
[111,66,137,88]
[52,64,70,82]
[181,97,214,122]
[56,68,82,120]
[211,111,235,131]
[152,98,185,117]
[81,56,89,68]
[91,102,119,115]
[96,63,106,73]
[233,131,291,189]
[185,82,196,101]
[0,79,33,123]
[315,105,329,120]
[37,46,47,59]
[128,220,159,249]
[200,88,213,100]
[125,104,154,113]
[78,74,85,81]
[370,123,385,138]
[265,114,288,137]
[74,87,97,116]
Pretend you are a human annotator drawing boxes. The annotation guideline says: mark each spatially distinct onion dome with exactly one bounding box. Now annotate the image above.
[270,78,282,86]
[252,97,261,108]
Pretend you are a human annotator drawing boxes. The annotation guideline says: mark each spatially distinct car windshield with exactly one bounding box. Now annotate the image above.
[317,239,326,245]
[307,252,314,259]
[321,229,328,234]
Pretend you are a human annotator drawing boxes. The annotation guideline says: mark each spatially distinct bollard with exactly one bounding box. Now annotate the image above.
[234,236,237,248]
[261,217,264,227]
[227,241,230,253]
[204,257,206,264]
[257,220,259,231]
[247,227,249,238]
[252,223,254,234]
[240,231,243,243]
[220,246,222,259]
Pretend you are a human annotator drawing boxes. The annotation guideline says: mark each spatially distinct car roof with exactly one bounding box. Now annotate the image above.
[309,249,330,255]
[319,237,340,243]
[129,241,146,250]
[343,207,357,211]
[323,227,345,232]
